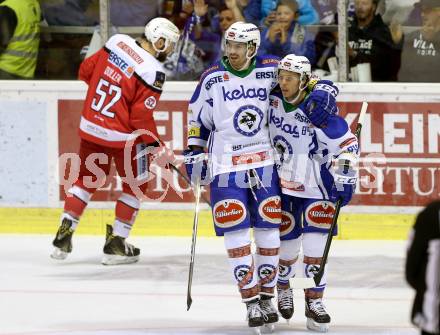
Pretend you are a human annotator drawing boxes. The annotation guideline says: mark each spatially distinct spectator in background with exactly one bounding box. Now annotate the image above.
[405,200,440,335]
[395,0,440,82]
[262,0,319,27]
[348,0,401,81]
[311,0,338,24]
[195,5,240,63]
[164,0,216,80]
[260,0,316,64]
[225,0,247,22]
[314,27,337,71]
[235,0,261,25]
[0,0,41,79]
[310,0,338,72]
[405,0,428,26]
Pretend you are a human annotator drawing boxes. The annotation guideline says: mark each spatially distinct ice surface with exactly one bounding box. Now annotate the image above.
[0,236,418,335]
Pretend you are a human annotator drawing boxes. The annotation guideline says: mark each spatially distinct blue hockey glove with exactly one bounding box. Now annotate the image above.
[331,183,355,207]
[306,80,339,128]
[330,153,357,207]
[183,149,208,183]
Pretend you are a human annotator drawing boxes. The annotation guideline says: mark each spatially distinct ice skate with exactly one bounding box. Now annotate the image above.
[245,299,264,334]
[51,216,75,260]
[305,297,331,332]
[277,287,294,322]
[102,225,140,265]
[259,295,278,332]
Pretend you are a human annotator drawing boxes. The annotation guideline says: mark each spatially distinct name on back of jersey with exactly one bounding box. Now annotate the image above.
[104,66,122,84]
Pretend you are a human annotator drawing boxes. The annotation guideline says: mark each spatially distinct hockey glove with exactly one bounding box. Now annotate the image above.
[306,80,339,128]
[151,145,177,168]
[330,153,357,207]
[183,149,208,183]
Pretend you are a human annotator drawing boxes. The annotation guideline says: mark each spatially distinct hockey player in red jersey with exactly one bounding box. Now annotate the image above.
[51,17,180,265]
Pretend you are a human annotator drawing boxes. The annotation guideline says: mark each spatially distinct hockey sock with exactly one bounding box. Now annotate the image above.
[224,229,259,302]
[303,233,327,296]
[113,193,140,238]
[278,238,301,289]
[63,185,91,219]
[254,228,280,296]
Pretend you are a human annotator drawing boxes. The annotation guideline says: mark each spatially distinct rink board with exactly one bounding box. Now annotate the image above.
[0,81,439,213]
[0,208,414,240]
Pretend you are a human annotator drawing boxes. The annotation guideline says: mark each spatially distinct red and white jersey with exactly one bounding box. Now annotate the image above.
[78,34,166,148]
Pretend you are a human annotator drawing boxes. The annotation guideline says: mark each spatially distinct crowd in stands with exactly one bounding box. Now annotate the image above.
[0,0,439,82]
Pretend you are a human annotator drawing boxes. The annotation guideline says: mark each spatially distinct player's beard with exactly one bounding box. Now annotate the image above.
[157,51,169,63]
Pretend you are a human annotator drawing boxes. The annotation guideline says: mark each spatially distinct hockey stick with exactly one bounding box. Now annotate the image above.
[290,102,368,289]
[169,163,211,207]
[156,138,211,207]
[186,177,202,310]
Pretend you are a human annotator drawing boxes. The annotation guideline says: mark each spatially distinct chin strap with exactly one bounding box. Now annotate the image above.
[151,38,169,54]
[228,43,256,71]
[285,77,309,105]
[232,58,252,71]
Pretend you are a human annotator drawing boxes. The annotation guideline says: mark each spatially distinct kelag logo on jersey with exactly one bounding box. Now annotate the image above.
[233,105,263,137]
[222,85,267,102]
[269,109,299,138]
[108,51,134,78]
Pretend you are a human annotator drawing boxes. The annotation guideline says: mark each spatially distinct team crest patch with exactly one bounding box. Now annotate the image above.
[233,105,263,137]
[273,135,293,163]
[278,263,292,279]
[305,201,335,228]
[305,264,320,278]
[279,211,295,237]
[213,199,246,228]
[258,196,281,224]
[258,264,277,285]
[144,96,157,109]
[153,71,165,89]
[234,264,252,286]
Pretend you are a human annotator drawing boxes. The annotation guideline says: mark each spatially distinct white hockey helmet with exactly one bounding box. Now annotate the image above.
[278,54,311,83]
[144,17,180,53]
[225,22,260,58]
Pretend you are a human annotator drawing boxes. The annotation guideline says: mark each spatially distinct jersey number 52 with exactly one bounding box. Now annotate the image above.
[91,78,122,118]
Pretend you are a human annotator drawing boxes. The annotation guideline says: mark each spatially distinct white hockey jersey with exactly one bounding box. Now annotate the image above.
[187,55,279,176]
[268,88,359,199]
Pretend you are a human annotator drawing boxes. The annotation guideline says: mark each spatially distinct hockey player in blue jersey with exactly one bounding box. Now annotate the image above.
[184,22,282,332]
[268,54,359,332]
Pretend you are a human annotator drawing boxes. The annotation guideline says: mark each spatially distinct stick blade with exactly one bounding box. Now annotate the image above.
[187,295,192,311]
[289,277,316,289]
